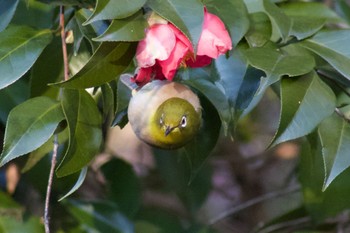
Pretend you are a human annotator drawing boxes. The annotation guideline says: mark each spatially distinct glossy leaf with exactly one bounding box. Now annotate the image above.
[0,97,65,166]
[261,0,292,42]
[0,0,19,32]
[112,77,132,128]
[101,84,115,127]
[64,199,134,233]
[101,159,141,217]
[147,0,204,50]
[287,17,325,40]
[94,11,148,42]
[245,12,271,47]
[213,48,263,121]
[56,89,102,177]
[270,71,336,147]
[183,94,221,179]
[281,2,342,24]
[11,0,55,29]
[300,133,350,221]
[318,113,350,190]
[22,128,69,173]
[59,167,88,201]
[85,0,146,24]
[0,80,29,124]
[30,37,63,99]
[74,9,103,52]
[300,30,350,81]
[0,26,52,89]
[53,42,136,89]
[203,0,249,46]
[244,46,315,93]
[183,69,230,134]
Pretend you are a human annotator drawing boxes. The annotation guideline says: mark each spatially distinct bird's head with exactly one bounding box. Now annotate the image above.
[150,97,201,149]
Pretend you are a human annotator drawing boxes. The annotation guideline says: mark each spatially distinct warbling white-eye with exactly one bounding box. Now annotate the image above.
[127,80,202,149]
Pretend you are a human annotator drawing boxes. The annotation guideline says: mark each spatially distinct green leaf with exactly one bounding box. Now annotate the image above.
[101,159,141,217]
[287,17,325,41]
[318,113,350,190]
[203,0,249,46]
[52,42,136,89]
[300,30,350,81]
[0,191,20,208]
[183,93,221,179]
[0,216,45,233]
[281,2,342,24]
[244,46,315,93]
[213,49,263,122]
[261,0,292,42]
[101,84,115,127]
[245,12,272,47]
[0,0,19,32]
[74,9,107,52]
[112,74,133,128]
[0,97,65,166]
[147,0,204,50]
[94,11,148,42]
[59,167,88,201]
[0,25,52,90]
[116,74,133,114]
[11,0,55,29]
[56,89,102,177]
[64,199,134,233]
[22,128,69,173]
[337,0,350,24]
[0,80,29,124]
[300,132,350,221]
[270,71,336,147]
[85,0,147,24]
[30,37,63,99]
[183,69,231,134]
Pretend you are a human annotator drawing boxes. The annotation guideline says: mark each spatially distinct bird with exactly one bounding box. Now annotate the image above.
[125,77,202,149]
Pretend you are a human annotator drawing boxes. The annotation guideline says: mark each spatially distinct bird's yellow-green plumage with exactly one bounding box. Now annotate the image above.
[127,80,201,149]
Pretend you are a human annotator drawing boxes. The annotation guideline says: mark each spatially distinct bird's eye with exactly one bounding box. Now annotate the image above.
[180,116,187,128]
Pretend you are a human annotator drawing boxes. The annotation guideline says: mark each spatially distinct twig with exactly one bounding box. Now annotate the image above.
[209,184,301,225]
[44,135,59,233]
[44,5,69,233]
[256,216,311,233]
[60,6,69,81]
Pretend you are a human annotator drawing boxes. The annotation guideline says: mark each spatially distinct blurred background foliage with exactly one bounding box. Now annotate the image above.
[1,0,350,232]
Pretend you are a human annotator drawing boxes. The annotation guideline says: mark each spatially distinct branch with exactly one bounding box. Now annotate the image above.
[44,135,59,233]
[60,6,69,81]
[44,5,69,233]
[209,184,301,225]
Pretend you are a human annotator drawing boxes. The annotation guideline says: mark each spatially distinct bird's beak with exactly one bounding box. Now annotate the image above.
[165,126,174,136]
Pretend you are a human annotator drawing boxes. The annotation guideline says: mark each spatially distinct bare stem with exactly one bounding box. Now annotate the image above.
[209,184,301,225]
[44,135,59,233]
[44,5,69,233]
[60,6,69,81]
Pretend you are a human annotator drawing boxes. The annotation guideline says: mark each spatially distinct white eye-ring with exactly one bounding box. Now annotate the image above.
[180,116,187,128]
[159,114,164,125]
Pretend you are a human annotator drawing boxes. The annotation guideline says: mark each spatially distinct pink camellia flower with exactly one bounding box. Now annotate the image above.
[133,8,232,86]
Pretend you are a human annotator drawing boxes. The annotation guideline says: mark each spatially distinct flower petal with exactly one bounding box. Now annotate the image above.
[136,24,176,67]
[187,55,212,68]
[158,39,190,80]
[197,10,232,58]
[132,67,153,86]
